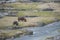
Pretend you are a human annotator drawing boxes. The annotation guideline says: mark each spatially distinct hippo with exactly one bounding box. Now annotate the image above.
[18,17,27,22]
[13,21,18,26]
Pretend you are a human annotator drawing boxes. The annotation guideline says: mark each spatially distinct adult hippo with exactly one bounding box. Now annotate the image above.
[18,17,27,22]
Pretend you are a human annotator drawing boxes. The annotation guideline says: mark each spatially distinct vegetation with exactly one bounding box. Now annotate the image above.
[0,29,32,39]
[0,2,60,28]
[17,11,53,16]
[0,1,60,40]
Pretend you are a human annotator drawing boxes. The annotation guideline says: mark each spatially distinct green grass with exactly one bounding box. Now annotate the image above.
[17,11,55,17]
[17,11,60,18]
[17,11,25,17]
[5,2,42,10]
[0,30,28,38]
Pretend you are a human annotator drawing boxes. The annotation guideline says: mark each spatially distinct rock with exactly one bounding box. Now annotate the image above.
[7,26,23,30]
[45,36,54,40]
[0,13,4,18]
[37,22,46,27]
[42,8,54,11]
[0,37,6,40]
[24,30,33,35]
[55,35,60,40]
[53,18,60,22]
[45,35,60,40]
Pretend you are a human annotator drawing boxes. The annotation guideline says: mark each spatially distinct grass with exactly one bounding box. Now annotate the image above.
[4,2,60,11]
[0,11,60,28]
[0,17,18,29]
[17,11,25,17]
[0,30,29,38]
[5,3,39,10]
[18,17,60,27]
[1,2,60,28]
[0,29,33,39]
[39,17,56,24]
[17,11,55,17]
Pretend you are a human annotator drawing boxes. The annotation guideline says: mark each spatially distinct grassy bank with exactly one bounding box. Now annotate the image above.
[0,16,60,28]
[0,29,33,39]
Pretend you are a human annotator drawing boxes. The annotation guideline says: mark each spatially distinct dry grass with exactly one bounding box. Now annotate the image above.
[0,29,29,38]
[0,17,18,28]
[0,16,60,28]
[19,17,59,27]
